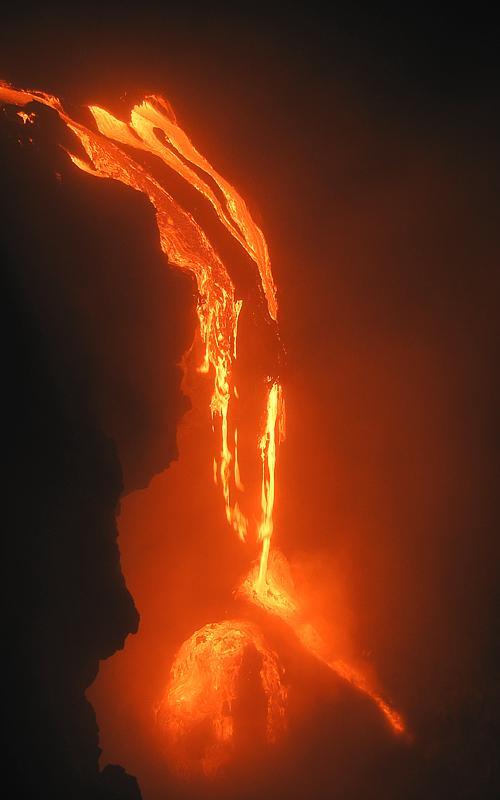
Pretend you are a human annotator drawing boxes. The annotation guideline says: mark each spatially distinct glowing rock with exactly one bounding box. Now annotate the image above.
[156,620,287,777]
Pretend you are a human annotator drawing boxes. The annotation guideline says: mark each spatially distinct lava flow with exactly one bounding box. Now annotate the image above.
[156,620,287,777]
[239,550,405,735]
[1,80,405,777]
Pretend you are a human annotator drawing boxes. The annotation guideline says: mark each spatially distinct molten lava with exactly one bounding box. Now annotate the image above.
[0,80,275,548]
[157,620,286,777]
[1,79,406,777]
[239,550,405,735]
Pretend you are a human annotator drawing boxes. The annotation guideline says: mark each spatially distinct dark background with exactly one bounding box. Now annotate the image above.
[1,5,499,799]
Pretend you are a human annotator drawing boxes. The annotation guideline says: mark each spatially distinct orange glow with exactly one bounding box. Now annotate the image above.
[0,80,275,549]
[1,79,407,779]
[16,110,35,124]
[257,381,285,590]
[239,550,405,735]
[89,99,278,322]
[156,620,286,777]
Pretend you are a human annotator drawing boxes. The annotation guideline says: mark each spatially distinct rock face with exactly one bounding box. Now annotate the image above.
[1,107,192,798]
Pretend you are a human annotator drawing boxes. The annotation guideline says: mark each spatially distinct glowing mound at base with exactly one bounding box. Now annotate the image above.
[156,620,287,777]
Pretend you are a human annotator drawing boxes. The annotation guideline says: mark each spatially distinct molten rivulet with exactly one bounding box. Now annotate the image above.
[1,80,405,775]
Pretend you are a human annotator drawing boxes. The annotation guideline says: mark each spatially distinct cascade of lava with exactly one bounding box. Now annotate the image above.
[1,80,405,776]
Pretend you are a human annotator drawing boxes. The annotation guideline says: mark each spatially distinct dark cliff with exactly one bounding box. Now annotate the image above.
[1,105,193,798]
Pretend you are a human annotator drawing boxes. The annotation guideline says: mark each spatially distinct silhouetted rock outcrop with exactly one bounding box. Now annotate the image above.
[1,105,192,798]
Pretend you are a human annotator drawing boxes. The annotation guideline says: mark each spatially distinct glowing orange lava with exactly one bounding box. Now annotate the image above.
[156,620,287,777]
[239,550,405,735]
[0,79,277,549]
[1,79,406,777]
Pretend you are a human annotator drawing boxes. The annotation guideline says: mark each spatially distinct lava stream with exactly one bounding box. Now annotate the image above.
[238,550,405,735]
[1,80,407,777]
[0,80,280,553]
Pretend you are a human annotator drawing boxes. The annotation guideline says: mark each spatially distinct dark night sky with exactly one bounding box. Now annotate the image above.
[1,6,499,800]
